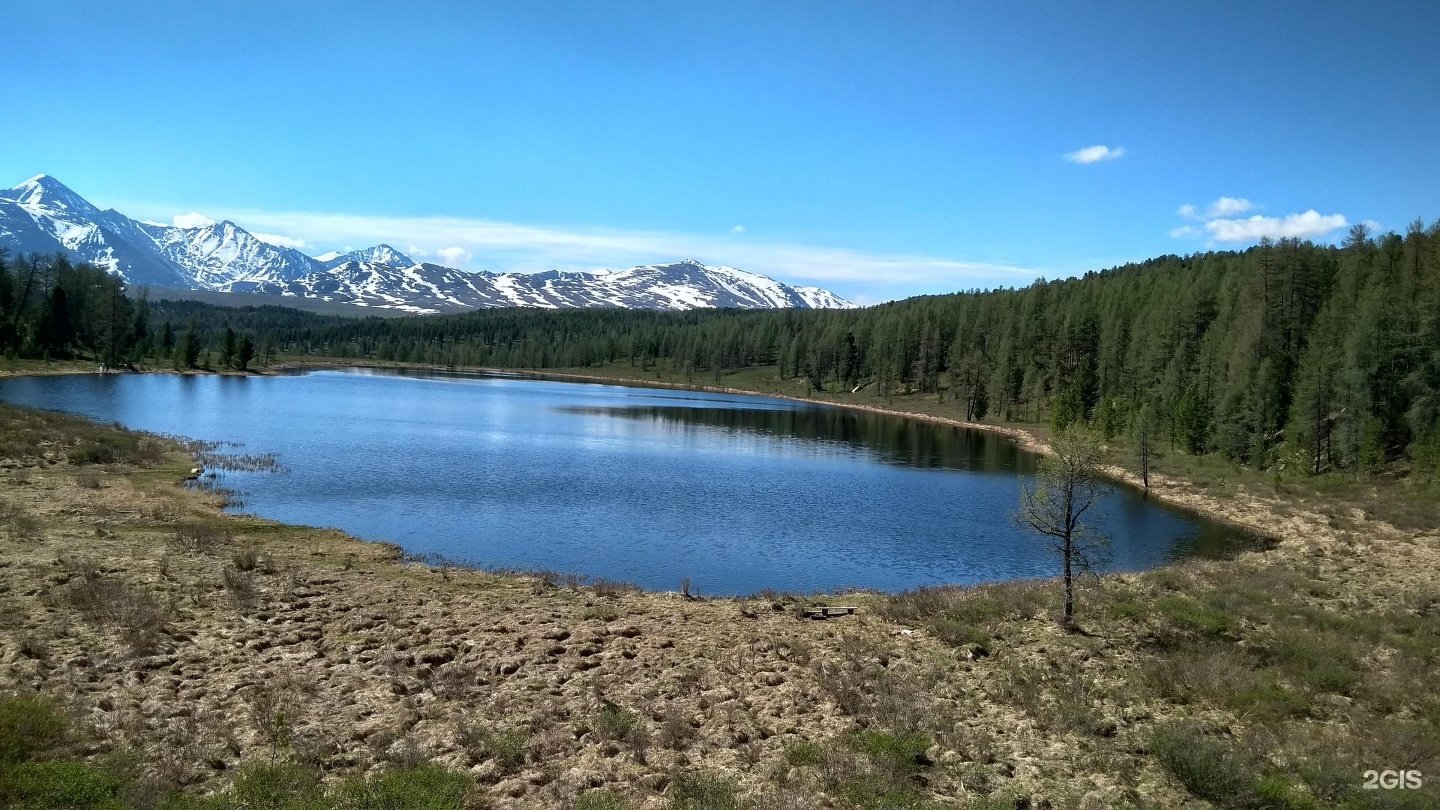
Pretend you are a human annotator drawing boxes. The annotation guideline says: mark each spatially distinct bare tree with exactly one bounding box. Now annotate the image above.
[1017,428,1111,629]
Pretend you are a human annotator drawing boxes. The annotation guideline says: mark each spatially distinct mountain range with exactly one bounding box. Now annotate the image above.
[0,175,854,313]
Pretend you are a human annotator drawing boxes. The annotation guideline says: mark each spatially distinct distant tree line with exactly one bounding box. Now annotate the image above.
[0,253,267,372]
[11,219,1440,480]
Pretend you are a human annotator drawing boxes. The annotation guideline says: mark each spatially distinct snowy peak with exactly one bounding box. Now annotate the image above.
[323,244,415,270]
[0,173,857,313]
[1,174,104,219]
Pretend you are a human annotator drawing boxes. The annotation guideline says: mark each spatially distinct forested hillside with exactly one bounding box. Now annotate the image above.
[7,221,1439,480]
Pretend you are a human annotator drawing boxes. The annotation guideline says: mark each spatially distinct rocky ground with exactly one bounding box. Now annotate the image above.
[0,391,1437,808]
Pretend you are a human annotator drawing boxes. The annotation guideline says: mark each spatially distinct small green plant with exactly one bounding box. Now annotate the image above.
[1154,594,1237,639]
[0,694,67,765]
[457,723,527,772]
[334,763,472,809]
[0,760,124,809]
[783,739,826,767]
[667,772,741,810]
[212,761,326,810]
[1149,723,1256,806]
[590,702,642,743]
[848,730,931,778]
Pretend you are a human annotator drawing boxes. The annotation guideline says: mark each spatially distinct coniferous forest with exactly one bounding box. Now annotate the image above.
[6,221,1439,482]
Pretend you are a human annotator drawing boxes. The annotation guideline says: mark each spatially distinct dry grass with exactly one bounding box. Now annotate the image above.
[0,398,1436,808]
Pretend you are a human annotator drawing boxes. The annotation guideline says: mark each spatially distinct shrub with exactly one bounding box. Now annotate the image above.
[173,522,230,553]
[849,730,931,778]
[60,575,171,654]
[0,760,123,809]
[667,773,741,810]
[1149,723,1257,806]
[209,761,326,810]
[0,500,43,542]
[335,763,472,809]
[456,723,527,772]
[590,703,642,743]
[1154,594,1237,639]
[222,566,259,609]
[231,548,260,571]
[783,739,826,767]
[0,694,67,765]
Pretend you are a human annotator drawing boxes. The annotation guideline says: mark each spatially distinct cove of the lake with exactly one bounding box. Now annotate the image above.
[0,368,1245,595]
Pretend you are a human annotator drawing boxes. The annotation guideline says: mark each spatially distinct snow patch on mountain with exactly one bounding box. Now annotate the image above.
[0,175,858,312]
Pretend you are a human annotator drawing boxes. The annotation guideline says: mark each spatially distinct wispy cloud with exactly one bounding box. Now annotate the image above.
[181,206,1043,297]
[1206,196,1254,217]
[1206,210,1348,242]
[172,212,214,229]
[253,232,307,250]
[1172,197,1349,244]
[435,246,472,267]
[1064,144,1125,164]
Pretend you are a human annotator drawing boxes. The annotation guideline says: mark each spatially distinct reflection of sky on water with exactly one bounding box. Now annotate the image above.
[0,368,1246,595]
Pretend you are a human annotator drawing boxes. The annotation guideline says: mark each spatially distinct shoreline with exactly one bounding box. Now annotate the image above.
[1,365,1436,807]
[3,358,1268,556]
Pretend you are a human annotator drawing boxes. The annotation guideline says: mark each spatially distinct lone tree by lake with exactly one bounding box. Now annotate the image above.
[1017,428,1111,629]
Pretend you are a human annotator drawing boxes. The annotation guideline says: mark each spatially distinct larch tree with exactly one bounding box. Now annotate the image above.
[1017,428,1111,629]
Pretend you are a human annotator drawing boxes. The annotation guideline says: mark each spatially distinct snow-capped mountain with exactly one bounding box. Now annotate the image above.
[0,175,856,312]
[320,244,415,270]
[139,220,318,289]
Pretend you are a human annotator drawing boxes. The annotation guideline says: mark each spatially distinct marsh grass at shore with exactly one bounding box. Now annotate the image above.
[0,377,1437,807]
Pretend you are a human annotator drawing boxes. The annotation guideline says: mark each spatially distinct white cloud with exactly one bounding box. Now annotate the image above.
[172,212,215,229]
[1206,196,1254,217]
[731,224,746,234]
[1064,144,1125,164]
[1177,203,1198,219]
[1206,210,1349,242]
[1168,225,1201,239]
[435,246,473,267]
[252,232,307,250]
[197,206,1042,291]
[407,245,430,259]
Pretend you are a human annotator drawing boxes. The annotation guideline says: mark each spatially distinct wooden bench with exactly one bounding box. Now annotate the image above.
[802,605,858,620]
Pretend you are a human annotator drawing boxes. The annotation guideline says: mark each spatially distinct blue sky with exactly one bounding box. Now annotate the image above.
[4,1,1436,304]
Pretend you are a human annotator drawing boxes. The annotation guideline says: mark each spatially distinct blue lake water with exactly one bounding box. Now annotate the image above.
[0,368,1242,595]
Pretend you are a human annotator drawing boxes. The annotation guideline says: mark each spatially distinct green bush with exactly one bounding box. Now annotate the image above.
[0,694,67,765]
[591,704,642,743]
[667,773,741,810]
[1150,724,1256,807]
[849,730,931,777]
[207,762,326,810]
[783,739,825,767]
[0,760,124,808]
[834,776,929,810]
[335,763,472,809]
[1155,594,1237,639]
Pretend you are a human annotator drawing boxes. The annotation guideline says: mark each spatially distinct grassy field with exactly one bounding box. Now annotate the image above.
[0,365,1437,808]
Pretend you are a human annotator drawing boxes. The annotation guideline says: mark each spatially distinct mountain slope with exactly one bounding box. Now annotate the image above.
[0,175,856,312]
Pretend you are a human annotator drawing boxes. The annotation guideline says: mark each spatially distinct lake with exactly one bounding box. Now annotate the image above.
[0,368,1242,595]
